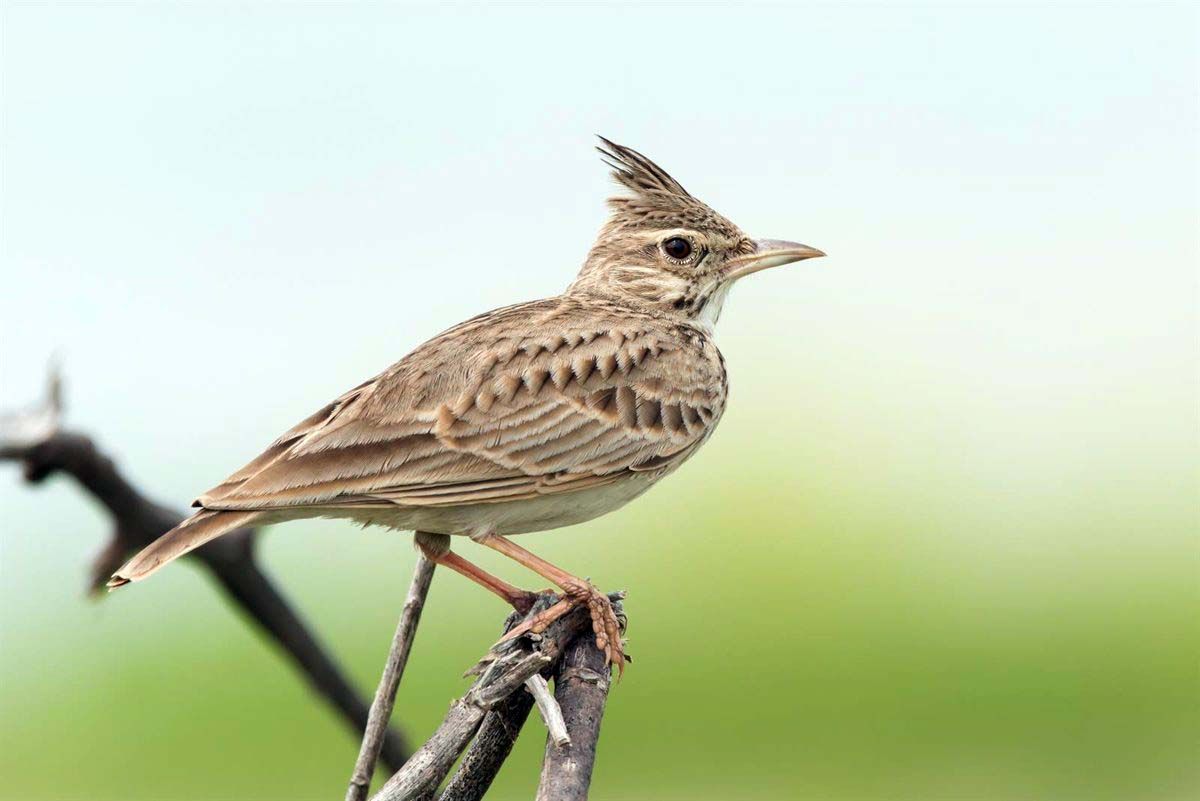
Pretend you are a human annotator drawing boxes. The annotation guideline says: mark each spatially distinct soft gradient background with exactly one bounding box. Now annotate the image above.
[1,3,1196,800]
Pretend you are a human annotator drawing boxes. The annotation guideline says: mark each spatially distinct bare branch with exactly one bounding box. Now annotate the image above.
[0,358,61,453]
[435,684,535,801]
[347,556,438,801]
[1,371,412,772]
[371,595,620,801]
[535,624,614,801]
[525,675,570,748]
[432,600,551,801]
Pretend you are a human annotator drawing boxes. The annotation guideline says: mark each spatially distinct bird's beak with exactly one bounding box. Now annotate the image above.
[723,239,826,281]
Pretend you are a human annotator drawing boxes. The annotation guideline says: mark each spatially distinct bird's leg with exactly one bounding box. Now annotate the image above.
[478,534,625,671]
[413,531,539,614]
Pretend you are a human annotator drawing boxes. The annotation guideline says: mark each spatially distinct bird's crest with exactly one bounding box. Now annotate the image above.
[594,137,739,238]
[597,137,693,200]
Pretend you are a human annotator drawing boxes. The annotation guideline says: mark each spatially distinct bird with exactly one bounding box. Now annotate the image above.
[108,138,825,670]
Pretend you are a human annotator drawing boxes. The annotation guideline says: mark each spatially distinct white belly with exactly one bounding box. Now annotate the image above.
[317,471,662,537]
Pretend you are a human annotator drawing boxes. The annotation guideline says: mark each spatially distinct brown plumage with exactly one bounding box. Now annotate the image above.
[110,138,825,669]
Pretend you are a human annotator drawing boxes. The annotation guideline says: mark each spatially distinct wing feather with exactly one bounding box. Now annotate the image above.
[197,299,724,513]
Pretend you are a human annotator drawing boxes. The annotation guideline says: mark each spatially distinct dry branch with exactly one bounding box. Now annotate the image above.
[0,372,411,773]
[535,625,614,800]
[525,674,570,748]
[435,682,535,801]
[370,594,623,801]
[347,555,437,801]
[432,601,553,801]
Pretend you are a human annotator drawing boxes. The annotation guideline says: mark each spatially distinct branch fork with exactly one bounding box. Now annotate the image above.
[361,590,624,801]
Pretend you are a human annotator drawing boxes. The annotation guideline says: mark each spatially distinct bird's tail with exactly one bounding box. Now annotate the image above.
[107,509,263,588]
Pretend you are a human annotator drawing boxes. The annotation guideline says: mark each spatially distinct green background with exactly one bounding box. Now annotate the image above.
[1,3,1196,800]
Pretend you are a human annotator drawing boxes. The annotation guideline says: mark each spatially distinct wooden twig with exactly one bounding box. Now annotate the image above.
[535,627,614,801]
[371,594,621,801]
[435,684,535,801]
[433,600,554,801]
[347,555,438,801]
[525,675,570,748]
[0,374,412,772]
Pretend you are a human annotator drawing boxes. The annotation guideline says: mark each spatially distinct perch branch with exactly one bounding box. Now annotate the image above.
[370,593,623,801]
[347,555,438,801]
[535,624,614,801]
[433,600,550,801]
[0,371,411,773]
[435,682,535,801]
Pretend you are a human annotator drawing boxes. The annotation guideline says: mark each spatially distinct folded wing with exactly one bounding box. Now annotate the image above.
[198,300,724,513]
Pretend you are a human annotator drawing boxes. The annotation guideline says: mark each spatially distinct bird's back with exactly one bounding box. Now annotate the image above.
[196,294,727,525]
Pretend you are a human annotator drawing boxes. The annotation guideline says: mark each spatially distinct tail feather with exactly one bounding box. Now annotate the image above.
[107,509,263,588]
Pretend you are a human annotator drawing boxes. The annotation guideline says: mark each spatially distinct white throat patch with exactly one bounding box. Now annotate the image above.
[696,282,732,331]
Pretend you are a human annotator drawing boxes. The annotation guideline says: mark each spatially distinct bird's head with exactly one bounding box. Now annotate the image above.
[569,137,824,327]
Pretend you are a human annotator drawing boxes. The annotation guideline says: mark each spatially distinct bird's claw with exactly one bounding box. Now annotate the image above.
[563,577,626,675]
[497,580,626,675]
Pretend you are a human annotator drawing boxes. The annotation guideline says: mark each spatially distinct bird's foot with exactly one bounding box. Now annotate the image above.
[562,576,625,673]
[501,578,626,674]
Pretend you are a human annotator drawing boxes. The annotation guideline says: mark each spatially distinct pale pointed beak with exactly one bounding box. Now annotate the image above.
[723,239,826,281]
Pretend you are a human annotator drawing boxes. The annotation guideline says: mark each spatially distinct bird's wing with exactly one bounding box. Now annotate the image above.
[197,299,724,512]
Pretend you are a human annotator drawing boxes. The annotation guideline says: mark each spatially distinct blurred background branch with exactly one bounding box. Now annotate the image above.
[0,366,412,775]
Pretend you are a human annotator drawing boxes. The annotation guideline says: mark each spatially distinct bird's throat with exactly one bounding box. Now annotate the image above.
[695,282,732,331]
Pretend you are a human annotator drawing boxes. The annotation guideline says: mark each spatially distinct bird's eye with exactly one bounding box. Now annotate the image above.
[662,236,693,261]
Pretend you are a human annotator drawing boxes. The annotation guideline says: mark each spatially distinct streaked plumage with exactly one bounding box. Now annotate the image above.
[110,138,824,669]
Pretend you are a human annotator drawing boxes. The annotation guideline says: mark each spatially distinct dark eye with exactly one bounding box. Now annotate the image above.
[662,236,693,260]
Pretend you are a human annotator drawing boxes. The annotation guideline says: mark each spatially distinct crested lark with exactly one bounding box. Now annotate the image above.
[109,138,824,669]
